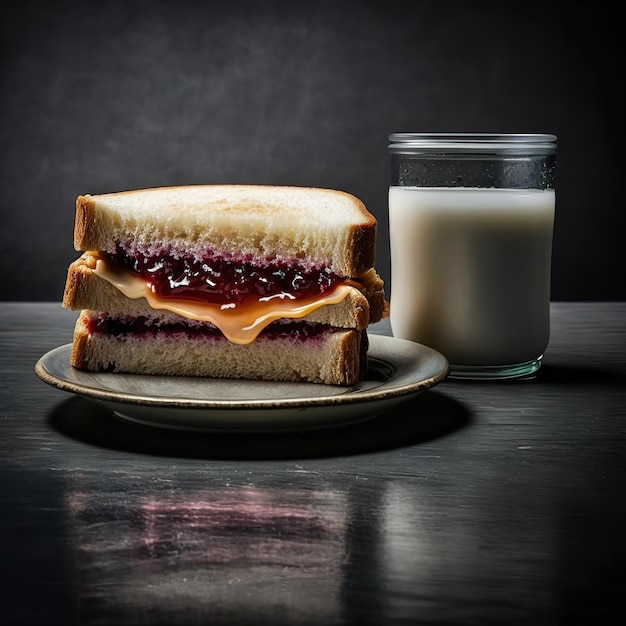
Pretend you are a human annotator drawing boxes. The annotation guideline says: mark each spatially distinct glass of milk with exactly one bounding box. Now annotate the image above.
[388,133,557,380]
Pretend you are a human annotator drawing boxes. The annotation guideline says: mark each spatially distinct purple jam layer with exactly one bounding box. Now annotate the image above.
[86,316,335,343]
[108,246,342,304]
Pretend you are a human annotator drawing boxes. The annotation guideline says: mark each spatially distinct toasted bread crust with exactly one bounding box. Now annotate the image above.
[73,195,96,254]
[69,318,90,370]
[63,253,388,328]
[70,312,366,385]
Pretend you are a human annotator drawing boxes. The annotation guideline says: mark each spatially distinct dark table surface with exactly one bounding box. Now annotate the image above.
[2,302,625,626]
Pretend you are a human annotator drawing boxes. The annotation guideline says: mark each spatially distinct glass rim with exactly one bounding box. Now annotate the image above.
[388,132,557,154]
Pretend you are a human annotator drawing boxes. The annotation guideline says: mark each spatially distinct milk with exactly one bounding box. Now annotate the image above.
[388,186,555,370]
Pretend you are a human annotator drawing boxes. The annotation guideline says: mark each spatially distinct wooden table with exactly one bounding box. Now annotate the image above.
[2,302,625,625]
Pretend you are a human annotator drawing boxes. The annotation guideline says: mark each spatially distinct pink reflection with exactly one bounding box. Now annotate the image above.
[137,486,346,566]
[65,482,348,624]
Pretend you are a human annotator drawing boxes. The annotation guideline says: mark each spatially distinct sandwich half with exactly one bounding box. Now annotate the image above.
[62,184,389,385]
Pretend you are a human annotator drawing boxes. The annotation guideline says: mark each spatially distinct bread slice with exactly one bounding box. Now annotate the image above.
[73,185,377,276]
[70,311,367,386]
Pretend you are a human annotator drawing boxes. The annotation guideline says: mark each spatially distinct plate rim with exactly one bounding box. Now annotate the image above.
[35,334,449,412]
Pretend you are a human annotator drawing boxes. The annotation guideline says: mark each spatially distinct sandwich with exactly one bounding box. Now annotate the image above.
[62,184,389,385]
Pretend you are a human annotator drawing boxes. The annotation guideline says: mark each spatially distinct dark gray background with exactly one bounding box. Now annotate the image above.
[1,0,623,302]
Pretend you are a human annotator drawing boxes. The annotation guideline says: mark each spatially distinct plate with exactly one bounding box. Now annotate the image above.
[35,335,449,432]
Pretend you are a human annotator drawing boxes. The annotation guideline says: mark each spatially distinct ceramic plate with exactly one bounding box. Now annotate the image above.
[35,335,449,432]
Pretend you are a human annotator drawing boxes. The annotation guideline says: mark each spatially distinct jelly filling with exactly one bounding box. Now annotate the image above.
[108,246,343,304]
[86,316,335,342]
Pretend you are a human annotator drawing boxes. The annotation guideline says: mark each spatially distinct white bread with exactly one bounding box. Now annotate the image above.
[70,312,367,386]
[63,252,389,328]
[73,185,378,276]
